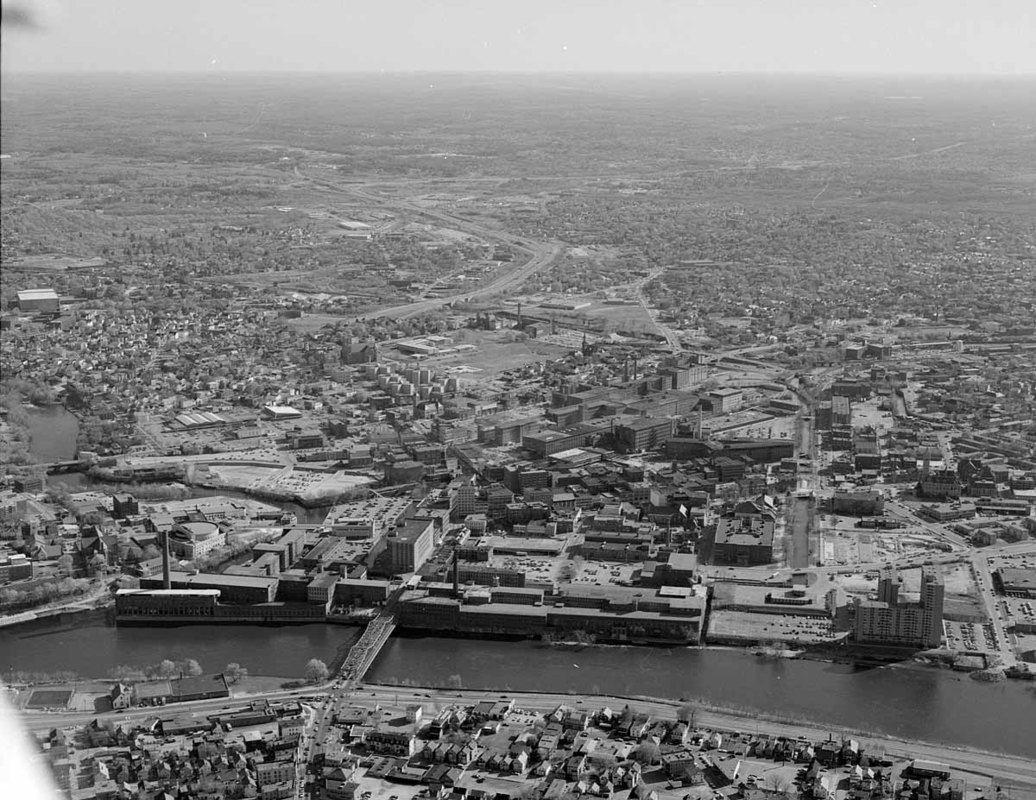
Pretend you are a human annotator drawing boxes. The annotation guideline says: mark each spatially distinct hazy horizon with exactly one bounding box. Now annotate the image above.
[2,0,1035,77]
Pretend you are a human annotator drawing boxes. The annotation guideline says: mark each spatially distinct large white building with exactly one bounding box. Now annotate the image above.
[167,521,225,560]
[17,288,59,313]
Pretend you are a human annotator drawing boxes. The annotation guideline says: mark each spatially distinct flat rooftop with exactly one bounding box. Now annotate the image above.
[165,570,278,589]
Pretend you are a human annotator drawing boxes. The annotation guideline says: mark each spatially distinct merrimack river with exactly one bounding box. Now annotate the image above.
[3,620,1034,757]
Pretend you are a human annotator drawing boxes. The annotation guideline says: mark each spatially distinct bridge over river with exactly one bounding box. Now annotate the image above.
[336,587,403,684]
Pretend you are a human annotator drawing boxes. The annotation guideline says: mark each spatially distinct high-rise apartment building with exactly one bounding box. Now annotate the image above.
[855,566,944,648]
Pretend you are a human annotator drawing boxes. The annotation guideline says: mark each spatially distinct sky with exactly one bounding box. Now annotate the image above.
[2,0,1035,75]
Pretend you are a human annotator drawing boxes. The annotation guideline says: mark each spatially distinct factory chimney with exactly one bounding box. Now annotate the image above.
[161,530,171,590]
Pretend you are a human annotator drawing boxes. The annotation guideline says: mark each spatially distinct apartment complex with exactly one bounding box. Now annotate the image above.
[854,566,944,649]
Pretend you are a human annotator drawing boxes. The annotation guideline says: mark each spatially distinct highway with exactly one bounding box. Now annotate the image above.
[365,239,563,321]
[290,169,563,321]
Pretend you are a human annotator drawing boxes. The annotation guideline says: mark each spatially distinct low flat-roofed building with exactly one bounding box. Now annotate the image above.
[172,411,228,430]
[171,673,230,702]
[613,417,675,453]
[658,552,698,586]
[713,516,775,566]
[141,570,278,603]
[908,760,952,780]
[262,405,303,420]
[996,567,1036,598]
[523,423,602,458]
[334,577,392,607]
[831,490,884,516]
[482,535,565,557]
[115,588,221,618]
[489,586,543,605]
[17,288,59,313]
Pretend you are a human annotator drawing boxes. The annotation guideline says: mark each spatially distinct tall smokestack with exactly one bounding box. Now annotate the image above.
[161,530,171,590]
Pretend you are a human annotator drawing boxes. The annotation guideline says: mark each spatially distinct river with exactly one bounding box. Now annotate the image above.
[25,404,80,462]
[373,638,1036,757]
[1,614,360,680]
[3,621,1034,757]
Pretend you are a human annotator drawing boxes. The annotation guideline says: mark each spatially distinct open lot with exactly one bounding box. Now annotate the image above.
[24,689,73,709]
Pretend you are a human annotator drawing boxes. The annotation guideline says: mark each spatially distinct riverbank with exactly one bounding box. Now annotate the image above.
[353,683,1036,794]
[15,678,1036,795]
[366,634,1036,757]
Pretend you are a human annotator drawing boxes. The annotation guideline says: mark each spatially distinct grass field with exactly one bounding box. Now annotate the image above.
[25,689,72,709]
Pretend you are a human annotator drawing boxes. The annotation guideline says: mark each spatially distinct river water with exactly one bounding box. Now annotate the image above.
[366,636,1036,757]
[3,620,1034,757]
[25,404,80,462]
[1,615,360,680]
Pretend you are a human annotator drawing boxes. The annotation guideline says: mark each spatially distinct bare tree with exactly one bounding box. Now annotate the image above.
[156,659,177,678]
[765,774,791,799]
[633,741,660,766]
[305,658,329,684]
[676,702,698,730]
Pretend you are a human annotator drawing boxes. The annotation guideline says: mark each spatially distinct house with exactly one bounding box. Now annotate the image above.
[618,713,651,739]
[110,683,134,710]
[668,722,690,746]
[815,741,840,766]
[562,710,591,731]
[711,757,741,788]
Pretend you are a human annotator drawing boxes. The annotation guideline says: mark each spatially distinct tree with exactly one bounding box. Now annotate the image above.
[56,554,75,576]
[633,741,660,766]
[156,659,177,678]
[765,774,792,798]
[676,702,698,729]
[184,659,203,677]
[224,663,248,685]
[88,553,108,577]
[305,658,329,684]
